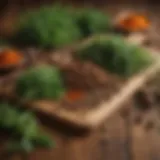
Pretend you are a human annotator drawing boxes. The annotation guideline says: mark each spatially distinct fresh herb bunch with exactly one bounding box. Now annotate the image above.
[11,5,81,49]
[76,35,153,77]
[75,8,112,38]
[15,65,65,100]
[0,103,53,153]
[10,5,112,48]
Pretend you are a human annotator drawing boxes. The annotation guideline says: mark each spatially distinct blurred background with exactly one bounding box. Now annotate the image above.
[0,1,159,160]
[0,0,155,38]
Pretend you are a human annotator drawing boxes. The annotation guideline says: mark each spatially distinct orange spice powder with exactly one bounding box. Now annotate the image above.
[0,49,23,67]
[118,14,150,32]
[65,90,86,102]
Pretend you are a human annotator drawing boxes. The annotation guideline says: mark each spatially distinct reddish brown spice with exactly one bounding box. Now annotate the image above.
[0,49,23,67]
[118,14,149,31]
[65,90,86,102]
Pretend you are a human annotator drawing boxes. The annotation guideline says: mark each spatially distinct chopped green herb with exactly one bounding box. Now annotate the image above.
[15,65,65,100]
[0,103,54,154]
[76,35,153,77]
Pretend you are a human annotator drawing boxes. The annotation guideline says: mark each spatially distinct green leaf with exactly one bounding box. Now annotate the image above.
[15,112,38,137]
[0,103,54,152]
[15,65,65,100]
[33,134,54,148]
[76,35,153,77]
[11,5,81,48]
[2,108,18,129]
[6,139,34,153]
[75,8,111,37]
[21,139,35,153]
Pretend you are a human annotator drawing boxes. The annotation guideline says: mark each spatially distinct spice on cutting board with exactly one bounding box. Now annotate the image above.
[64,90,86,102]
[117,14,150,32]
[0,49,23,67]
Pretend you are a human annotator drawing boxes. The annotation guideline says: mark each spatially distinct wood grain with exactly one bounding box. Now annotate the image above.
[0,4,159,160]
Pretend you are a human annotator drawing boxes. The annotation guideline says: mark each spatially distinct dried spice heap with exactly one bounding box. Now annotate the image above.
[0,103,53,153]
[117,14,150,32]
[10,5,111,49]
[0,49,23,68]
[75,35,153,77]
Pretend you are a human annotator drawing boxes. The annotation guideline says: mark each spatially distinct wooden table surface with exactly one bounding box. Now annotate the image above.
[0,4,160,160]
[27,109,160,160]
[0,107,158,160]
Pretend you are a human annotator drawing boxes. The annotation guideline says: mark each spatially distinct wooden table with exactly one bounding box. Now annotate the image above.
[0,3,160,160]
[2,107,158,160]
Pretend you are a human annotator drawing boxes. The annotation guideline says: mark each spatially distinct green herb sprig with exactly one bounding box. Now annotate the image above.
[11,4,81,49]
[15,65,65,100]
[76,35,153,77]
[75,8,112,38]
[0,103,54,154]
[10,5,112,48]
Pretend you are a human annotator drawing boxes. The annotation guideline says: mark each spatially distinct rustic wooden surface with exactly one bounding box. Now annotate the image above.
[0,107,159,160]
[0,3,160,160]
[25,109,160,160]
